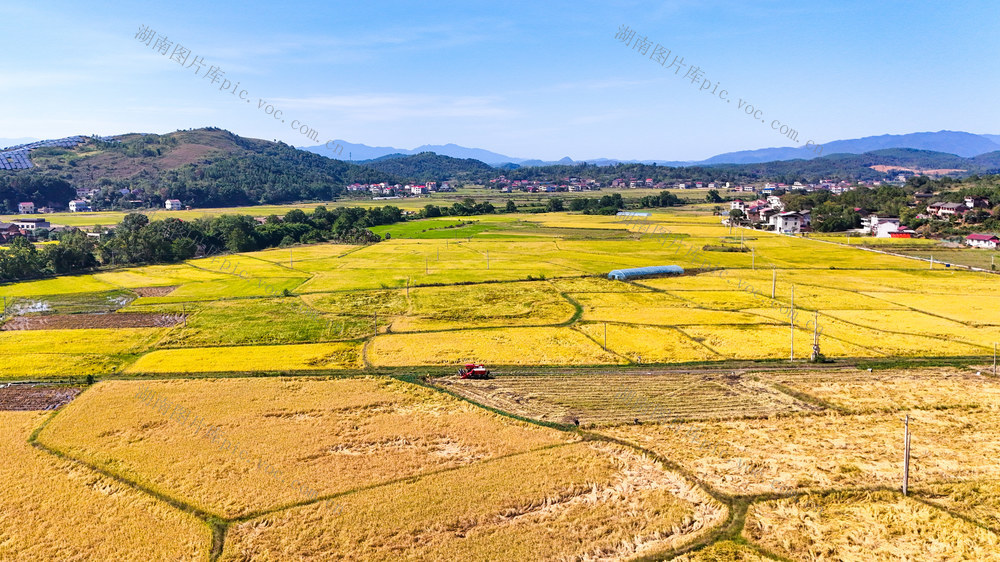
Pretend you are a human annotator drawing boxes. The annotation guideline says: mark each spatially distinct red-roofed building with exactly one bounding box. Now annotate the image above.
[966,233,999,249]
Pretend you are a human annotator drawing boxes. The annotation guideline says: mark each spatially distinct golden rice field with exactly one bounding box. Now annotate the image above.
[1,210,997,378]
[124,341,363,373]
[0,411,211,560]
[370,327,622,366]
[36,377,573,518]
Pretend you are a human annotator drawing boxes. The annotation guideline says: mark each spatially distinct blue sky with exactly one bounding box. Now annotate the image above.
[2,1,998,161]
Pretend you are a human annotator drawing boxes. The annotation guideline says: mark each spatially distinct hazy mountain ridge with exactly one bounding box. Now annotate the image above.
[303,130,1000,168]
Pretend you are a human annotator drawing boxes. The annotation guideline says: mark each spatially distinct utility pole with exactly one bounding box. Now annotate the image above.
[811,310,820,361]
[373,312,377,336]
[182,304,186,327]
[902,415,911,496]
[930,255,934,269]
[790,285,795,361]
[772,268,776,299]
[604,323,608,351]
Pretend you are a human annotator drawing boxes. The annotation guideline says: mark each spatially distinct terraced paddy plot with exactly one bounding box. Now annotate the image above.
[665,289,775,310]
[744,491,1000,561]
[133,276,308,303]
[220,442,726,561]
[861,292,1000,325]
[248,243,357,264]
[0,385,80,410]
[576,324,720,364]
[763,368,1000,413]
[37,377,572,518]
[603,407,1000,495]
[435,373,820,426]
[370,327,621,366]
[125,341,363,373]
[0,412,211,560]
[0,353,127,380]
[94,263,231,288]
[0,275,117,298]
[681,324,873,359]
[748,310,989,357]
[300,288,408,316]
[153,298,346,347]
[2,312,183,330]
[2,289,136,315]
[0,328,163,355]
[395,281,574,331]
[550,276,653,293]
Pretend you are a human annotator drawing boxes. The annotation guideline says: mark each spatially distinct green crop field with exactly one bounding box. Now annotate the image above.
[3,209,998,377]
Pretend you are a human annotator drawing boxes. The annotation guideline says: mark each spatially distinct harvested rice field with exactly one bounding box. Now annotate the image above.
[435,372,821,426]
[219,442,726,561]
[744,491,1000,561]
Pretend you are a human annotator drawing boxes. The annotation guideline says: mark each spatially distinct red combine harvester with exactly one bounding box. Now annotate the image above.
[458,363,491,379]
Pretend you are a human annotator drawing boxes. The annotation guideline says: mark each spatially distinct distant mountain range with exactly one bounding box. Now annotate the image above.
[301,130,1000,168]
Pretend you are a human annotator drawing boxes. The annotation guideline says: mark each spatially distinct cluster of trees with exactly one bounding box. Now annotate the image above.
[0,175,76,214]
[0,232,97,281]
[637,190,684,208]
[0,205,402,281]
[568,193,625,214]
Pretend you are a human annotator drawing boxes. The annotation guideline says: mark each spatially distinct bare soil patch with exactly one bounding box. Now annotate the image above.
[0,385,80,410]
[132,286,177,297]
[2,313,184,330]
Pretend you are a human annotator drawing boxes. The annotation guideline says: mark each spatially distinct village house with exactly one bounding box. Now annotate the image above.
[966,233,1000,249]
[926,202,966,218]
[769,211,806,234]
[965,196,991,209]
[68,200,91,212]
[11,218,50,234]
[0,223,23,242]
[889,226,916,238]
[165,199,183,210]
[17,202,35,214]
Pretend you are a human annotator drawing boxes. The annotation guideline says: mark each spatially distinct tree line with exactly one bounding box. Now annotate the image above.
[0,205,402,282]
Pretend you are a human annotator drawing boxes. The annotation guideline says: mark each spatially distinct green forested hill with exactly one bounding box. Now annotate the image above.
[0,128,399,212]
